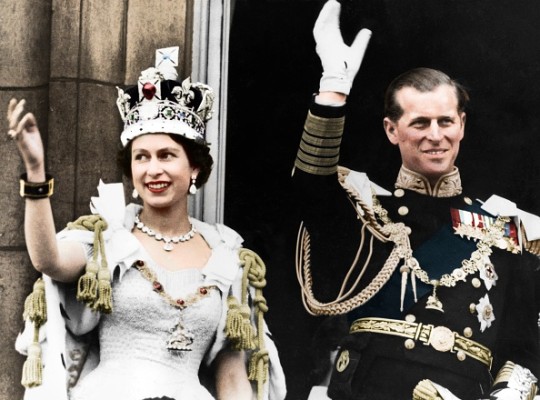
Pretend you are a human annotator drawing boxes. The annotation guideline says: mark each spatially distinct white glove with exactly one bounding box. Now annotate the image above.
[314,0,372,95]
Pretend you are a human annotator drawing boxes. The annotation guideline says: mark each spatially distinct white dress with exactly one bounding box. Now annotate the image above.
[70,264,222,400]
[16,183,286,400]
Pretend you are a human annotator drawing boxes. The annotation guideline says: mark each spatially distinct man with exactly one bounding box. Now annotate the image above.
[292,1,540,399]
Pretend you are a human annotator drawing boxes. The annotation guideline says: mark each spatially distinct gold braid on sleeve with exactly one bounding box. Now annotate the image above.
[293,111,344,176]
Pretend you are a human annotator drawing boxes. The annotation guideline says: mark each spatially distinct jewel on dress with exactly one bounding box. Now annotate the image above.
[167,319,195,351]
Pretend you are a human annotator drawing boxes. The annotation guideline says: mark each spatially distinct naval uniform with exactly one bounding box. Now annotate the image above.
[293,100,540,399]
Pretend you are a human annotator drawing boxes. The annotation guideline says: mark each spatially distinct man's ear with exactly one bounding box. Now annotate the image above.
[384,118,399,145]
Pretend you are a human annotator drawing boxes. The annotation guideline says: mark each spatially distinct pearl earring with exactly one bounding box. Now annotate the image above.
[132,188,139,199]
[189,177,198,195]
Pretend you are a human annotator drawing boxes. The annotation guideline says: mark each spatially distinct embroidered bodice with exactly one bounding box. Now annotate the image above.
[70,265,221,400]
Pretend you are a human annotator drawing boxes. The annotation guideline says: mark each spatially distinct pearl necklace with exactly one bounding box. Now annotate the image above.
[134,214,197,251]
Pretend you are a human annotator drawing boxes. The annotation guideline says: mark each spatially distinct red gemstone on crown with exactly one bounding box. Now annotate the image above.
[153,281,163,291]
[200,288,208,295]
[142,82,156,100]
[177,299,185,306]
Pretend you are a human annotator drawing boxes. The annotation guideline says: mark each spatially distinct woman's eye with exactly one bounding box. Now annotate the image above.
[160,153,175,160]
[133,154,148,161]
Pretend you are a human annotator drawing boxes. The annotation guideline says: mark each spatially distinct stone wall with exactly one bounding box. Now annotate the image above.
[0,0,193,397]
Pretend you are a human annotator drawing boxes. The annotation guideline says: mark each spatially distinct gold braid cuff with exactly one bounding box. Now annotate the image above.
[294,111,344,176]
[225,248,269,400]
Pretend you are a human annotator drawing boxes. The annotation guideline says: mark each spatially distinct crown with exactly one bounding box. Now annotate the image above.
[116,46,214,147]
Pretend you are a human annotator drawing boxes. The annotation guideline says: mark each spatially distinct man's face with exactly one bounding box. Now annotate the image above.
[384,84,466,184]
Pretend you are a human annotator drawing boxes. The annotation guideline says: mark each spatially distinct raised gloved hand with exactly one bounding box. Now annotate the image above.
[314,0,372,95]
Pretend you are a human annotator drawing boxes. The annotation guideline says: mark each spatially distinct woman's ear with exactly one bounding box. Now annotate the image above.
[191,167,200,179]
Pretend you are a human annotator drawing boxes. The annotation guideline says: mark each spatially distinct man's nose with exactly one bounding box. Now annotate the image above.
[427,121,442,141]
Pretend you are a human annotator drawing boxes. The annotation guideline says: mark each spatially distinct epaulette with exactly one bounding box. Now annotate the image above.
[225,248,269,400]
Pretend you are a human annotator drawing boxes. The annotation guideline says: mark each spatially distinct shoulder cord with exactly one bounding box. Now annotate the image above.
[67,214,112,313]
[295,167,413,316]
[225,248,269,400]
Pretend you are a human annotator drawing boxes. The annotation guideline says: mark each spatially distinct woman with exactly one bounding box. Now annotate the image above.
[9,50,285,400]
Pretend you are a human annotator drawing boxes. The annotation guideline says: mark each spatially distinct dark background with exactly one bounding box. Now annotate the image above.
[225,0,540,398]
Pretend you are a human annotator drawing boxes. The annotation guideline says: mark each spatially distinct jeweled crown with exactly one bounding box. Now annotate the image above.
[116,47,214,147]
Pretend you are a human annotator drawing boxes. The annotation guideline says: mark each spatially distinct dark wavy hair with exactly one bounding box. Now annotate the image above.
[384,67,470,122]
[118,134,213,189]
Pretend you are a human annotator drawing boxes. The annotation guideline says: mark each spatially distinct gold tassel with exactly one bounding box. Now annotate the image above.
[21,278,47,389]
[21,339,43,388]
[92,266,112,313]
[76,259,99,303]
[23,278,47,327]
[239,303,256,350]
[248,350,269,400]
[248,350,269,381]
[69,214,112,312]
[225,296,255,350]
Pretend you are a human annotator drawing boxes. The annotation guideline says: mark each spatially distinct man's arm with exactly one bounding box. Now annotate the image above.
[293,0,371,178]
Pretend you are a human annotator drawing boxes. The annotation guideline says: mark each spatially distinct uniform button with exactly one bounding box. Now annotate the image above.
[469,303,477,314]
[398,206,409,216]
[394,189,405,198]
[404,339,415,349]
[464,197,473,205]
[472,278,481,288]
[457,351,466,361]
[405,314,416,323]
[463,327,473,338]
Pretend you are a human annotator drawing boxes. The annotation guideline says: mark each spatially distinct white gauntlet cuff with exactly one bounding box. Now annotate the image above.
[490,361,538,400]
[319,72,351,95]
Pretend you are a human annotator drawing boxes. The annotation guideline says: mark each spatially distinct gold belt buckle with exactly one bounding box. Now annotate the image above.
[427,326,455,352]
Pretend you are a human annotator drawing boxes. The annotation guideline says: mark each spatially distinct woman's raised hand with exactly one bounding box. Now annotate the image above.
[7,98,45,176]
